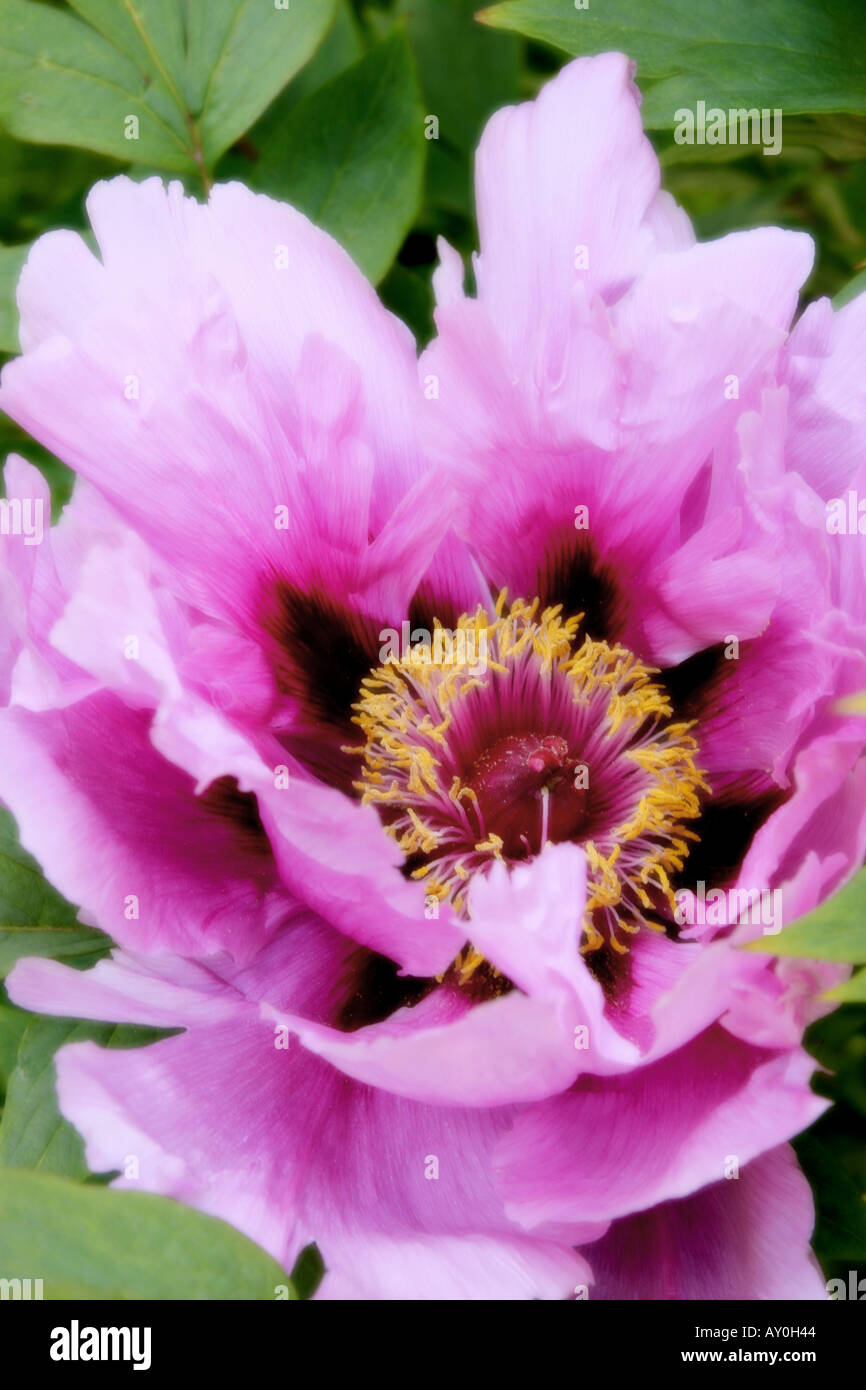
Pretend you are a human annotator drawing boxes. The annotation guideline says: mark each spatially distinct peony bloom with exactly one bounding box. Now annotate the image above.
[1,51,864,1299]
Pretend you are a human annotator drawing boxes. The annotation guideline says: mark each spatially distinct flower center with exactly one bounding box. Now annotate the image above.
[349,595,708,956]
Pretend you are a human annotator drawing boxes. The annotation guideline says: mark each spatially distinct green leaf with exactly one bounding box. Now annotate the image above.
[0,240,27,352]
[253,0,361,118]
[0,0,336,180]
[0,808,111,977]
[0,1017,173,1177]
[478,0,866,129]
[0,807,81,931]
[0,927,111,978]
[0,809,110,976]
[799,1009,866,1275]
[398,0,519,153]
[215,0,362,182]
[66,0,189,108]
[395,0,518,223]
[826,967,866,1004]
[806,1004,866,1118]
[833,268,866,309]
[0,0,195,171]
[0,133,119,244]
[0,1000,29,1100]
[479,0,708,72]
[380,260,434,346]
[797,1127,866,1264]
[746,868,866,961]
[0,1169,293,1298]
[0,1018,102,1177]
[0,415,75,517]
[188,0,338,166]
[249,31,425,283]
[289,1241,325,1299]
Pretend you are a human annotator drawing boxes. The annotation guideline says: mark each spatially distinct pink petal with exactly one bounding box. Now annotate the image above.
[494,1026,826,1230]
[583,1145,827,1300]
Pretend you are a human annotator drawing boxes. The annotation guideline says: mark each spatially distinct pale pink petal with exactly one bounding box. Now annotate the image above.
[583,1145,827,1300]
[494,1026,826,1229]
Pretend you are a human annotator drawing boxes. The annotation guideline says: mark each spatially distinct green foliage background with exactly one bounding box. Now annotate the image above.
[0,0,864,1297]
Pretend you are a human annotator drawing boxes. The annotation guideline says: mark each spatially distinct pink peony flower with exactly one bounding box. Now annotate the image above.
[1,52,864,1299]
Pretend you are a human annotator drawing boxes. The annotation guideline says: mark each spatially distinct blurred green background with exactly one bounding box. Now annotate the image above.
[0,0,865,1295]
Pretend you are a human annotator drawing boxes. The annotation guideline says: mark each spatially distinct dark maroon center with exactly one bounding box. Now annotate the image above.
[467,732,598,857]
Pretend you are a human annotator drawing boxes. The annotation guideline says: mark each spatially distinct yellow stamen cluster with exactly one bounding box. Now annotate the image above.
[346,593,708,956]
[564,639,709,951]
